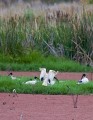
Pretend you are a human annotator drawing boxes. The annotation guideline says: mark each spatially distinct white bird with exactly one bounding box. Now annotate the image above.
[42,70,59,86]
[48,70,59,85]
[42,73,48,86]
[8,72,17,80]
[24,76,38,85]
[39,68,46,81]
[77,74,89,84]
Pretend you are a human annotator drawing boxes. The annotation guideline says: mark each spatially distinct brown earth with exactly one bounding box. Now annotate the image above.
[0,71,93,80]
[0,93,93,120]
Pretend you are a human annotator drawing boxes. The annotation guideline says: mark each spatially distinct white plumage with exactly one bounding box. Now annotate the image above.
[39,68,46,81]
[11,75,17,80]
[25,80,37,85]
[42,70,58,86]
[77,74,89,84]
[24,77,38,85]
[13,89,16,93]
[50,80,56,85]
[48,70,58,85]
[8,72,17,80]
[42,73,48,86]
[81,77,89,83]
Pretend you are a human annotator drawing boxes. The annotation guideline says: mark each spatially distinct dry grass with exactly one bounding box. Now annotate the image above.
[0,1,93,20]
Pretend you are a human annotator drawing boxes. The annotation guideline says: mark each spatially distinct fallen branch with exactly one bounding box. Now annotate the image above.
[43,40,58,57]
[72,39,92,63]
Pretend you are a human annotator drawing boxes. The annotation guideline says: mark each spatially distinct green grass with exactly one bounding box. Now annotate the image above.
[0,76,93,95]
[0,52,93,72]
[0,55,92,72]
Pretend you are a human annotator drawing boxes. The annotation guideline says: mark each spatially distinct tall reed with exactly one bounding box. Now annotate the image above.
[0,4,93,66]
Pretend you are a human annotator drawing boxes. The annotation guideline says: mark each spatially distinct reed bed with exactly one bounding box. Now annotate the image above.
[0,1,93,66]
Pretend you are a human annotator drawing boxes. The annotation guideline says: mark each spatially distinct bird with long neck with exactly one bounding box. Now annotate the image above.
[39,68,47,81]
[48,70,59,85]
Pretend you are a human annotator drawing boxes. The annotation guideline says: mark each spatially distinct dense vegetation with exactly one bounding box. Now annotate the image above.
[0,1,93,71]
[0,1,93,95]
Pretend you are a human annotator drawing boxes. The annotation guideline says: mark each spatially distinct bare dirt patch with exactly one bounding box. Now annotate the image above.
[0,71,93,80]
[0,93,93,120]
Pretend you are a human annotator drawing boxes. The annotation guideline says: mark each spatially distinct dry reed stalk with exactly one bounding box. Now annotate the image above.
[0,1,93,21]
[72,39,93,65]
[66,85,79,108]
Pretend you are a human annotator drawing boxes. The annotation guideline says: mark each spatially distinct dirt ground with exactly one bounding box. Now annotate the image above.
[0,71,93,120]
[0,71,93,80]
[0,93,93,120]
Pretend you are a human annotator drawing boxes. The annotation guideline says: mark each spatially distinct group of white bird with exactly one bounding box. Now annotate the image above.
[8,68,59,86]
[24,68,59,86]
[8,69,89,86]
[40,68,59,86]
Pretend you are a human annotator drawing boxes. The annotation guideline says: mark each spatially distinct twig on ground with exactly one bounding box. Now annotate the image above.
[66,85,79,108]
[72,94,78,108]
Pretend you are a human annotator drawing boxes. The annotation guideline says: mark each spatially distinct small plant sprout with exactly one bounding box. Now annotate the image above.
[72,94,79,108]
[12,89,18,97]
[13,89,16,93]
[66,85,79,108]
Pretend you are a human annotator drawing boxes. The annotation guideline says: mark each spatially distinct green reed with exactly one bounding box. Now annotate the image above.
[0,8,93,65]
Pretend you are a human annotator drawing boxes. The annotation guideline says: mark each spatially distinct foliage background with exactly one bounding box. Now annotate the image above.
[0,0,93,71]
